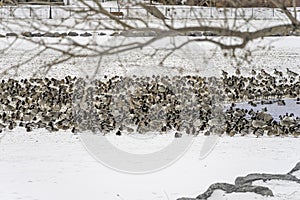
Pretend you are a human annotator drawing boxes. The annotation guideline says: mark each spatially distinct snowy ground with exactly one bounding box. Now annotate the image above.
[1,36,300,79]
[1,129,300,200]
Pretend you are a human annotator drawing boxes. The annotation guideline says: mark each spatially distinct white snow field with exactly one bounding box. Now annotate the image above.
[1,2,300,200]
[1,129,300,200]
[0,35,300,200]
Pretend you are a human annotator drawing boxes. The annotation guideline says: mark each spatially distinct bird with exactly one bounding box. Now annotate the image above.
[0,123,6,130]
[251,117,268,129]
[277,99,286,106]
[274,68,283,77]
[280,114,295,127]
[287,68,299,77]
[254,128,264,137]
[221,70,228,77]
[175,132,182,138]
[116,130,122,136]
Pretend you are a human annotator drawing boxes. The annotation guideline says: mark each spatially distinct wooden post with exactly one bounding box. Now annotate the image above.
[293,0,297,20]
[49,4,52,19]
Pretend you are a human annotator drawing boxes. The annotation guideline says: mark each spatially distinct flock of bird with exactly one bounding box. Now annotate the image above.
[0,67,299,137]
[222,68,300,137]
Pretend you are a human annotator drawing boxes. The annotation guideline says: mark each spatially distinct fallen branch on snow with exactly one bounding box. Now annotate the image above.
[177,161,300,200]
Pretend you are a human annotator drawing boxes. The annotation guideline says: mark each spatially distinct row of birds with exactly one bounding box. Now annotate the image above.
[0,70,299,137]
[222,68,300,102]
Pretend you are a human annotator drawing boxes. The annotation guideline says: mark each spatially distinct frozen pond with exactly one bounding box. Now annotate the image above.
[229,98,300,121]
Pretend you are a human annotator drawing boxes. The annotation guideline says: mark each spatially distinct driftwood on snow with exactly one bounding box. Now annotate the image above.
[178,161,300,200]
